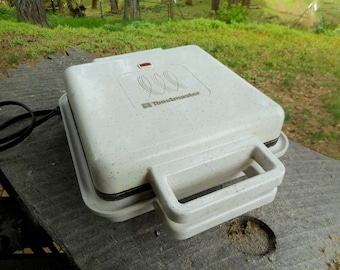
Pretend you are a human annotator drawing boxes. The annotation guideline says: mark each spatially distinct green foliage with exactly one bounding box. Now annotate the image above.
[0,5,16,21]
[217,3,248,24]
[313,16,339,35]
[310,131,324,141]
[48,15,108,29]
[9,54,20,65]
[307,131,340,144]
[102,23,124,32]
[124,20,157,29]
[322,90,340,121]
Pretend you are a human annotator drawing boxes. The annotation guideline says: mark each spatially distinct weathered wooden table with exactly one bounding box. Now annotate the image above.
[0,49,339,269]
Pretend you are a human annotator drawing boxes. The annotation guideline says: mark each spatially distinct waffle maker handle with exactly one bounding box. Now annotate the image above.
[149,136,285,239]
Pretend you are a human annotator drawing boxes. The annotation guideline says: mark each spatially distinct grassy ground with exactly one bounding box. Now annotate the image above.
[0,3,339,159]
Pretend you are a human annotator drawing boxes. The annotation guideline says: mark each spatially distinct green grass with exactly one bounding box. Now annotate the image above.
[0,4,16,21]
[0,4,339,158]
[323,89,340,121]
[48,15,108,28]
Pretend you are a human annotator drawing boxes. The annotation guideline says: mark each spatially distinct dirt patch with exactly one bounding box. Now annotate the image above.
[227,216,276,256]
[328,252,340,270]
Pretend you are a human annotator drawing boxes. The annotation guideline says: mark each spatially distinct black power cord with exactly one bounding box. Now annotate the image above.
[0,101,60,152]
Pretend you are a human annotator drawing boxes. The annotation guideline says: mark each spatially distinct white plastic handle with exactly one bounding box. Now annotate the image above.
[149,136,285,239]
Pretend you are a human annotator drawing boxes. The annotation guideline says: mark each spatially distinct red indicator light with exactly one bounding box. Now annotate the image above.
[138,62,152,68]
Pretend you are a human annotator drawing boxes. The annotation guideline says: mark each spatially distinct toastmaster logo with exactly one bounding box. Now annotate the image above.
[137,71,200,109]
[137,71,188,96]
[141,92,200,109]
[118,64,211,111]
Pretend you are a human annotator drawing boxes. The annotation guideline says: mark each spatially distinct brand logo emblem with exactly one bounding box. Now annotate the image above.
[118,64,211,111]
[141,92,200,109]
[137,71,188,96]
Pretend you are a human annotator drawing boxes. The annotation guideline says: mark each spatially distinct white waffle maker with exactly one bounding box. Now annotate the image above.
[59,45,289,239]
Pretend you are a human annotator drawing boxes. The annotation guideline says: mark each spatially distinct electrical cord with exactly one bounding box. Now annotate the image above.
[0,100,60,152]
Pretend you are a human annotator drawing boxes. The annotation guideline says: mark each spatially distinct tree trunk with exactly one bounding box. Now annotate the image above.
[51,0,56,13]
[110,0,119,13]
[16,0,49,28]
[132,0,139,19]
[170,0,174,19]
[92,0,98,9]
[123,0,140,20]
[123,0,130,20]
[211,0,220,11]
[57,0,64,13]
